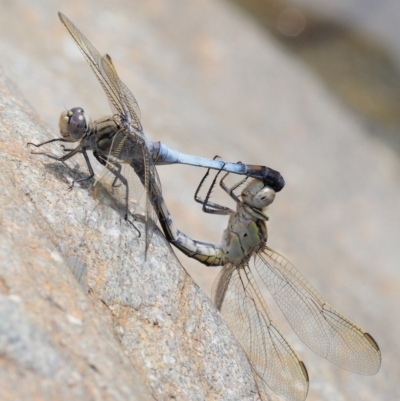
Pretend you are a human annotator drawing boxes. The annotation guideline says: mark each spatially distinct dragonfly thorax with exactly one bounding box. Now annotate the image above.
[59,107,88,141]
[221,204,268,266]
[92,116,122,152]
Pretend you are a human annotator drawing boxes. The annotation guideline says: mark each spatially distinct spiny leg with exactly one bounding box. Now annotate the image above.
[93,152,140,237]
[71,148,95,188]
[60,145,79,153]
[28,139,83,163]
[29,140,95,189]
[220,167,249,203]
[27,137,73,148]
[193,155,218,206]
[93,151,123,187]
[194,156,235,215]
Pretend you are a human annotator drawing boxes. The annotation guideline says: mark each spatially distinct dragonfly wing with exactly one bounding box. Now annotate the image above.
[257,247,381,375]
[142,140,160,256]
[59,13,127,119]
[59,12,142,132]
[212,263,309,401]
[126,133,161,256]
[126,158,159,253]
[59,13,156,252]
[99,56,151,252]
[92,150,160,250]
[102,55,142,132]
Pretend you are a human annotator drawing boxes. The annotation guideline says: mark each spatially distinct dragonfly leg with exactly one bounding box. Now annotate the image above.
[220,169,249,203]
[28,140,83,162]
[29,138,85,166]
[29,140,95,189]
[60,145,77,153]
[93,151,137,230]
[110,162,123,188]
[93,152,140,237]
[194,157,235,215]
[193,160,214,206]
[89,151,140,236]
[106,166,141,237]
[94,151,123,184]
[27,137,73,148]
[68,148,95,189]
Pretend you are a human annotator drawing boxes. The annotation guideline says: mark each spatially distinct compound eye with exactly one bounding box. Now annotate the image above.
[59,108,87,141]
[70,107,84,115]
[69,111,87,140]
[59,111,70,139]
[252,186,275,209]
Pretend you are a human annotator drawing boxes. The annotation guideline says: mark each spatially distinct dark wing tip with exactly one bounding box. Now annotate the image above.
[364,332,381,353]
[299,360,309,384]
[364,332,382,374]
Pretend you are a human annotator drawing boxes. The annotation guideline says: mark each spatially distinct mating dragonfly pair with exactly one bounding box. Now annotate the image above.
[29,13,381,401]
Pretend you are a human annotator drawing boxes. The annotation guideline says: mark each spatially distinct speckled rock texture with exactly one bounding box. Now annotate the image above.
[0,71,260,400]
[0,0,399,400]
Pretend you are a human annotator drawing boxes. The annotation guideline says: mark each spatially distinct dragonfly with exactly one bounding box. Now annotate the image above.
[154,164,382,401]
[28,12,285,254]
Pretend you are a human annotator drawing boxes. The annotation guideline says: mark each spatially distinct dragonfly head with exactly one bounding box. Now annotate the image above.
[59,107,88,141]
[242,179,276,210]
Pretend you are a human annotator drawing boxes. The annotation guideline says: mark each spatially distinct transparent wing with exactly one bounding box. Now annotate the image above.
[142,141,161,255]
[59,13,159,252]
[94,162,145,216]
[95,135,162,254]
[93,120,157,255]
[127,135,162,255]
[256,247,381,375]
[58,12,142,132]
[102,55,142,130]
[212,263,309,401]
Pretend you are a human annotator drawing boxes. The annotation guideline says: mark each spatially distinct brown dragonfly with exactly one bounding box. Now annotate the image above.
[154,165,381,401]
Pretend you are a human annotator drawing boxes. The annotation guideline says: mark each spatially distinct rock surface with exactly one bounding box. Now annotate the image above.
[0,72,261,400]
[0,0,399,400]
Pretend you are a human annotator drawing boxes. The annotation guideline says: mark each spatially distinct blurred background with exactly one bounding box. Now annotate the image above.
[0,0,399,400]
[233,0,400,149]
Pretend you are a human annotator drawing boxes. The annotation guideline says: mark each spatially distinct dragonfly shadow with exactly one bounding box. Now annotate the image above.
[41,159,162,249]
[40,161,160,289]
[41,161,95,190]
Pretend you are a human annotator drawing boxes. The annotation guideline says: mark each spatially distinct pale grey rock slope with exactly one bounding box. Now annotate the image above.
[0,0,399,400]
[0,71,260,400]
